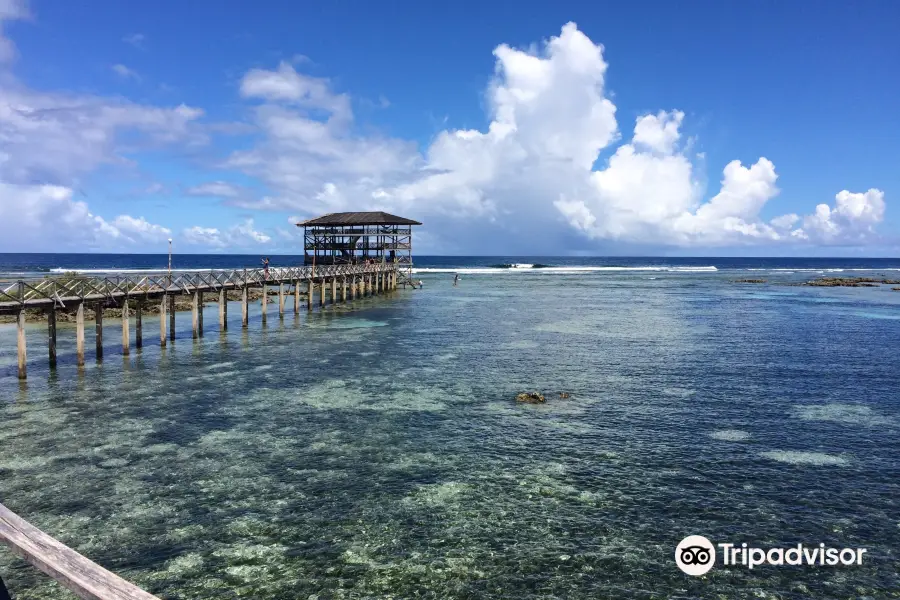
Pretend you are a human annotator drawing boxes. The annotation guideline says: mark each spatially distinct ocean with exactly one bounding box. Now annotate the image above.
[1,254,899,598]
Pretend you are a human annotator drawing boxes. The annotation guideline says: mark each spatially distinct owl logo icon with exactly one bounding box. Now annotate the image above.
[675,535,716,575]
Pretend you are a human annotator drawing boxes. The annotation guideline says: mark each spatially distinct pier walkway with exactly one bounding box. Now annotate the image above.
[0,263,402,380]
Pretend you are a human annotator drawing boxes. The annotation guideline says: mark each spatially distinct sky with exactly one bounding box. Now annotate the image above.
[0,0,898,256]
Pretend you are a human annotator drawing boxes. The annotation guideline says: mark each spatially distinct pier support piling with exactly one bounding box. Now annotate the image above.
[307,281,313,311]
[17,309,26,379]
[320,279,325,307]
[169,295,176,341]
[262,284,268,323]
[197,292,204,337]
[159,296,167,347]
[95,304,103,361]
[293,280,300,314]
[331,277,337,305]
[47,307,57,369]
[279,283,285,317]
[121,299,130,356]
[341,278,347,302]
[241,286,249,327]
[135,301,143,349]
[76,303,85,365]
[219,288,227,331]
[192,292,200,339]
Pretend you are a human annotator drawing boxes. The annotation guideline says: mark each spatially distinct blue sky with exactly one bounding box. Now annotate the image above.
[0,0,898,255]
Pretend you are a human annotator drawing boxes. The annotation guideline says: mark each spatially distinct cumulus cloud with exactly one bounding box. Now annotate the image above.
[0,181,171,250]
[0,15,888,252]
[0,85,205,185]
[182,219,271,249]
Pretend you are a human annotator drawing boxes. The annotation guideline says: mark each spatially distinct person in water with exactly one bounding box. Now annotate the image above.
[453,273,459,286]
[262,257,270,280]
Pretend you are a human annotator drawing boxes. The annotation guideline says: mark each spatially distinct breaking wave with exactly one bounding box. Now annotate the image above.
[411,266,719,274]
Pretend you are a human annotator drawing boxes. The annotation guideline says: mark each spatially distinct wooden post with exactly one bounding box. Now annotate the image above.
[168,295,176,341]
[135,301,142,349]
[279,283,285,317]
[342,278,347,302]
[262,284,268,323]
[121,299,130,355]
[293,280,300,314]
[76,303,85,365]
[47,307,57,369]
[319,279,325,307]
[159,296,167,347]
[307,280,313,311]
[350,277,356,300]
[16,309,26,380]
[95,304,103,361]
[219,288,227,331]
[197,291,204,337]
[192,291,199,339]
[331,277,337,305]
[241,286,249,327]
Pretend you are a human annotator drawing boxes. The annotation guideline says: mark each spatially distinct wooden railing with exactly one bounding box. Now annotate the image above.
[0,263,396,315]
[0,503,159,599]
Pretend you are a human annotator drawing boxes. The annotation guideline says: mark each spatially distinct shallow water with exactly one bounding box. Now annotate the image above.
[1,271,899,599]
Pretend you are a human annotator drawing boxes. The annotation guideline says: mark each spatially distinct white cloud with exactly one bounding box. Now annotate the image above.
[186,181,242,198]
[181,219,271,248]
[633,110,684,154]
[122,33,145,49]
[0,84,205,185]
[0,181,171,250]
[800,189,886,243]
[0,0,28,64]
[112,63,140,81]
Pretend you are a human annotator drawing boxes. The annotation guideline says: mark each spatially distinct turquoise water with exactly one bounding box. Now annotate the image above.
[1,270,899,598]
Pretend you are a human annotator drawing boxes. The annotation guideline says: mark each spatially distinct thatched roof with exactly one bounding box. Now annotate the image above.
[295,211,422,226]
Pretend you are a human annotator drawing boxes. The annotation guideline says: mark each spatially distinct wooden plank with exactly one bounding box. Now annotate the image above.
[0,503,160,600]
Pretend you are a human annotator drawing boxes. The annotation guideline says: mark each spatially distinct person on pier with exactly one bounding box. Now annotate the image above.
[262,257,270,280]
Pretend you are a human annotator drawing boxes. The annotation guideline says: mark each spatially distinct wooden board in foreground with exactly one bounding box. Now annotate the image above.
[0,503,160,600]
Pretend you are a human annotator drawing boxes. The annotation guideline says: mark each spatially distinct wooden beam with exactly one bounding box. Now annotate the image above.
[76,303,85,366]
[48,306,57,369]
[331,277,337,304]
[0,502,160,600]
[319,279,325,307]
[293,280,300,314]
[278,283,285,317]
[121,299,130,356]
[16,309,26,379]
[307,280,313,311]
[341,277,347,302]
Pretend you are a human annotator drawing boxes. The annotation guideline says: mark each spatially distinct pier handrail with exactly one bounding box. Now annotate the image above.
[0,502,160,599]
[0,263,396,314]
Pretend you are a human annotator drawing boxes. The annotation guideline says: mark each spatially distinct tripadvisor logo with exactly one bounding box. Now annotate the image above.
[675,536,868,575]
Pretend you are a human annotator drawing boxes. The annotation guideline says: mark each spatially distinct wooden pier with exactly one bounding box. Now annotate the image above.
[0,502,159,599]
[0,263,401,380]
